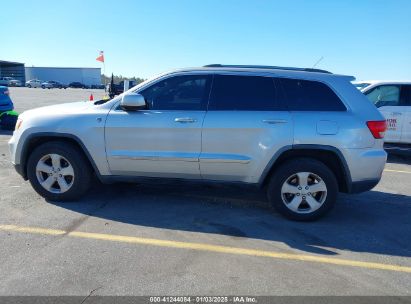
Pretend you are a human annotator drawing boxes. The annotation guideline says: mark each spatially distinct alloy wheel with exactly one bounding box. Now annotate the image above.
[35,154,75,194]
[280,172,327,214]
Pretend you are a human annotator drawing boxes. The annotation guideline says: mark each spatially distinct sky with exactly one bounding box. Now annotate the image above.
[1,0,410,81]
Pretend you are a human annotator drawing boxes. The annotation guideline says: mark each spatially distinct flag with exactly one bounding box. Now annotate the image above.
[96,51,104,63]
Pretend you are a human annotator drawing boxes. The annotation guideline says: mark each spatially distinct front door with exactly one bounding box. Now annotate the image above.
[399,85,411,143]
[105,74,211,178]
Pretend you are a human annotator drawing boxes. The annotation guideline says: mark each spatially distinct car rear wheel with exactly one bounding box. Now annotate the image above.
[27,142,92,201]
[27,84,31,88]
[267,158,338,221]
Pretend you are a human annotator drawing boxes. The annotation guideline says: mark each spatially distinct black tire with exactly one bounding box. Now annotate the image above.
[267,158,338,221]
[27,84,31,88]
[27,141,92,201]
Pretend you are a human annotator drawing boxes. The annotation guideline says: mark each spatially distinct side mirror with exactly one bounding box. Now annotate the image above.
[120,93,146,111]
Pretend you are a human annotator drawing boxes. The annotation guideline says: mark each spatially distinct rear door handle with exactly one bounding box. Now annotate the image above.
[175,117,197,123]
[392,112,402,116]
[262,119,288,124]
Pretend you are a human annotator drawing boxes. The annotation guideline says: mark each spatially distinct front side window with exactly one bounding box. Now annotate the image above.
[279,78,346,111]
[208,75,281,111]
[365,85,401,107]
[140,75,210,111]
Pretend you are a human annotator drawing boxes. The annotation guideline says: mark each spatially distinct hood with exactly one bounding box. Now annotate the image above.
[20,101,95,119]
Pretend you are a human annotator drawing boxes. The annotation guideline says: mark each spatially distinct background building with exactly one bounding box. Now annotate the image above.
[25,67,101,86]
[0,60,26,83]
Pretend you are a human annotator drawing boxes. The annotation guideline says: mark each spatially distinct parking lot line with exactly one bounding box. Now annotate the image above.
[384,169,411,174]
[1,224,411,274]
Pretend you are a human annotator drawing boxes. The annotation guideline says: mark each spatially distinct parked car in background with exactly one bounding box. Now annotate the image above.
[0,77,21,87]
[0,86,14,112]
[0,77,13,86]
[41,81,54,89]
[52,81,67,89]
[90,84,105,89]
[9,79,22,87]
[26,79,42,88]
[354,81,411,148]
[9,65,387,221]
[68,82,85,89]
[41,81,67,89]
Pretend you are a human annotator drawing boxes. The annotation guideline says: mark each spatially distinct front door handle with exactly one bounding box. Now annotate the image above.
[392,112,402,116]
[175,117,197,123]
[262,119,288,124]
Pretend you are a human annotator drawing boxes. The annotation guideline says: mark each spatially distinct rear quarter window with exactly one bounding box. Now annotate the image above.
[279,78,346,111]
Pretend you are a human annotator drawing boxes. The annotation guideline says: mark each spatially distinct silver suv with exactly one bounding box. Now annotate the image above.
[9,65,388,220]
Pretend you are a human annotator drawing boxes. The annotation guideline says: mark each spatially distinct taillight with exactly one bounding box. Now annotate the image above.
[367,120,387,139]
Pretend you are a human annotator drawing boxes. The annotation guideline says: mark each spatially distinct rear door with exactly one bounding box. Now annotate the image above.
[200,74,292,183]
[364,84,405,143]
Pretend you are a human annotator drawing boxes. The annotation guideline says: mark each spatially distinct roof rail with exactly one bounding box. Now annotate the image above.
[203,64,332,74]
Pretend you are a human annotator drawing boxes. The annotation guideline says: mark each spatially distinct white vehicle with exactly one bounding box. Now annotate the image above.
[0,77,21,87]
[25,79,42,88]
[354,81,411,147]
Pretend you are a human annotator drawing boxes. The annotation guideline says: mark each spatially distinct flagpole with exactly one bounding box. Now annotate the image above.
[103,60,106,93]
[96,51,106,95]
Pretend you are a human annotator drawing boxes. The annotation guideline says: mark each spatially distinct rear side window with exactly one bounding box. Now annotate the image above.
[208,75,282,111]
[279,78,346,111]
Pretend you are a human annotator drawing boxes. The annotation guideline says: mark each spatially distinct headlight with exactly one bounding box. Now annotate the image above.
[15,119,23,131]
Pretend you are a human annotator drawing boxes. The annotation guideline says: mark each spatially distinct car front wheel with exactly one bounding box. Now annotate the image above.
[267,158,338,221]
[27,142,92,201]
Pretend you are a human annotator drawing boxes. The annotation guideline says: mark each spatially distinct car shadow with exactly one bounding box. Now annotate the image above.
[49,180,411,258]
[387,153,411,165]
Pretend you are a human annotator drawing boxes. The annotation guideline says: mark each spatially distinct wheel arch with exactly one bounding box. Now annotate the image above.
[260,145,352,193]
[20,133,101,180]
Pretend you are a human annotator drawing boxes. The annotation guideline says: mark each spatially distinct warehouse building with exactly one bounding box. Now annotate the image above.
[0,60,26,83]
[25,67,101,86]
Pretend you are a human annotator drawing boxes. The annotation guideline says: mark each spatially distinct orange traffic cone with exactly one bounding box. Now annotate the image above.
[89,94,94,101]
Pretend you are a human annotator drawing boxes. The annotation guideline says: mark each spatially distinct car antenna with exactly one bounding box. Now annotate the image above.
[312,56,324,69]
